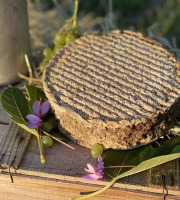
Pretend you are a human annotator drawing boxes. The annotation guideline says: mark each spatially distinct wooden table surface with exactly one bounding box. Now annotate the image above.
[0,86,180,200]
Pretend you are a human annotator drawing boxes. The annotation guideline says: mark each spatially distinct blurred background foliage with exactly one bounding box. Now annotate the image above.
[29,0,180,63]
[30,0,180,45]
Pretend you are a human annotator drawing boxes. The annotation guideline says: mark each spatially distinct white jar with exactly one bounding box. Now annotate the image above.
[0,0,31,85]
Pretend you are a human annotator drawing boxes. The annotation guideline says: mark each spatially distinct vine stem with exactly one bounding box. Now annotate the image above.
[37,135,45,164]
[58,0,79,32]
[73,0,79,29]
[39,128,45,160]
[73,0,78,20]
[70,177,119,200]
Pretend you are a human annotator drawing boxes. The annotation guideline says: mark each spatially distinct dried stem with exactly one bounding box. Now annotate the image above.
[32,63,40,79]
[41,129,75,150]
[96,165,136,172]
[24,54,33,84]
[18,72,42,84]
[104,165,136,169]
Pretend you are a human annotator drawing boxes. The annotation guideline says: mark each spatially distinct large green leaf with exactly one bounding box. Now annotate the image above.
[1,87,29,124]
[104,136,180,178]
[0,87,38,137]
[115,153,180,180]
[25,85,46,108]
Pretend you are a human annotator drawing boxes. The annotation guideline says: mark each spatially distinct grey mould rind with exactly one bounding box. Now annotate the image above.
[43,30,180,149]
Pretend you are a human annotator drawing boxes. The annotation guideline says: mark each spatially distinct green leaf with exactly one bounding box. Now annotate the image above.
[115,153,180,180]
[1,87,29,124]
[104,145,152,178]
[25,85,46,108]
[0,87,39,137]
[104,136,180,178]
[19,124,39,137]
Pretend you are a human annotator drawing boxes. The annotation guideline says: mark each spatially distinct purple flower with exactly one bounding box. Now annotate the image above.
[82,156,104,181]
[26,100,50,129]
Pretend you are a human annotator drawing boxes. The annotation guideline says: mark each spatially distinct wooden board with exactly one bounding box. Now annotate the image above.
[150,159,180,189]
[0,173,179,200]
[0,122,31,168]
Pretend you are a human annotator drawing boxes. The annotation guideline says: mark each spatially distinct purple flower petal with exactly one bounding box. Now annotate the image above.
[82,156,104,181]
[98,156,102,163]
[82,174,101,181]
[98,156,104,170]
[40,100,50,117]
[96,170,103,177]
[32,100,41,116]
[85,164,97,174]
[27,121,40,129]
[26,114,41,124]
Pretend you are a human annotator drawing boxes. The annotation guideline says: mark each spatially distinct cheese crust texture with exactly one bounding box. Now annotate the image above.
[43,30,180,149]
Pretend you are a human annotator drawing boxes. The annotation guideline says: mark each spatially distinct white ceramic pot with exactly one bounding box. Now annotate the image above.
[0,0,31,85]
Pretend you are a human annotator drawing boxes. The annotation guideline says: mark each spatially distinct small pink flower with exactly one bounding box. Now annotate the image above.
[26,100,50,129]
[83,156,104,181]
